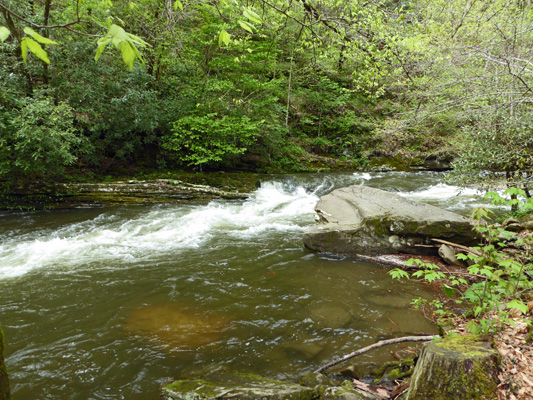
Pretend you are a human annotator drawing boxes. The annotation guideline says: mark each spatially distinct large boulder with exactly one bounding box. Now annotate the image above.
[303,185,476,256]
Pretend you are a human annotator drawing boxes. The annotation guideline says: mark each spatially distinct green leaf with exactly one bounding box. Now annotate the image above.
[94,43,107,62]
[442,284,455,298]
[120,41,136,70]
[108,24,129,48]
[23,27,58,45]
[238,20,254,33]
[20,38,28,63]
[21,37,51,64]
[0,26,10,42]
[174,0,183,11]
[243,7,262,23]
[389,268,409,280]
[506,300,529,315]
[466,320,482,334]
[218,30,231,47]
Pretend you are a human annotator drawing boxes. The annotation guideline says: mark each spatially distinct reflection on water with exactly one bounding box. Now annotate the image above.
[0,171,489,399]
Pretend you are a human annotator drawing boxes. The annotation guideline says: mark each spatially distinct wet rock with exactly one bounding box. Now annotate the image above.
[336,364,361,380]
[162,372,318,400]
[309,305,352,329]
[322,381,378,400]
[299,372,334,388]
[438,244,468,268]
[303,185,476,256]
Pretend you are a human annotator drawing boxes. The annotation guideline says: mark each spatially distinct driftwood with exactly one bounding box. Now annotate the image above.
[431,238,482,257]
[313,335,436,374]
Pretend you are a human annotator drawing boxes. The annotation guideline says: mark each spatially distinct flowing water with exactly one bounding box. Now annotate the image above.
[0,171,487,399]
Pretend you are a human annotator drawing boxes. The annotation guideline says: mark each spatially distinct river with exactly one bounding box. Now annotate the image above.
[0,171,486,399]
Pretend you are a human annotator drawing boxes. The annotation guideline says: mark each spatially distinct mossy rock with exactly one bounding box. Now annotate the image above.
[162,372,318,400]
[322,380,377,400]
[407,336,500,400]
[0,327,11,400]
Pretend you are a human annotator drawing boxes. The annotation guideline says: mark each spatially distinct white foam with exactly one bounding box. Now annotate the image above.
[0,182,319,278]
[399,183,481,200]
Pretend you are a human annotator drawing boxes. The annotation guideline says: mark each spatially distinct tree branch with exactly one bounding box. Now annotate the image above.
[313,335,436,374]
[0,2,88,30]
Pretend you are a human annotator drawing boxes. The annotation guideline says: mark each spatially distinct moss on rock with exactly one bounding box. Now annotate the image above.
[162,372,318,400]
[407,336,500,400]
[0,326,11,400]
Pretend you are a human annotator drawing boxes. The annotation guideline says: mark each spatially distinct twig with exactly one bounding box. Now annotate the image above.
[313,335,436,373]
[0,2,88,30]
[431,238,483,257]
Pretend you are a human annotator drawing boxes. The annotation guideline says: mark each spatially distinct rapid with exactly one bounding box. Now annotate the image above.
[0,171,487,399]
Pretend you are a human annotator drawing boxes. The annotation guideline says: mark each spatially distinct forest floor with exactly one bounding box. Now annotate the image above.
[366,253,533,400]
[450,313,533,400]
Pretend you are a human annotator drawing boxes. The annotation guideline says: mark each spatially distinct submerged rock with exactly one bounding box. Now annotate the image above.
[303,185,476,256]
[162,372,317,400]
[308,305,352,329]
[123,302,229,352]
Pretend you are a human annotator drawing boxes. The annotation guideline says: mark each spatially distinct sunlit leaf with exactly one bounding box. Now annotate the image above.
[239,20,254,33]
[0,26,10,42]
[20,38,28,63]
[243,7,262,23]
[21,37,51,64]
[121,41,136,70]
[506,300,529,315]
[94,43,107,62]
[174,0,183,11]
[23,27,58,45]
[218,30,230,47]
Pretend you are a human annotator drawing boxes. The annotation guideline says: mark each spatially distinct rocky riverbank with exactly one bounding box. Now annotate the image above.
[0,178,255,210]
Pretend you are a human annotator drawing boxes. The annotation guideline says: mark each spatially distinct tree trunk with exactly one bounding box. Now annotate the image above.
[407,335,500,400]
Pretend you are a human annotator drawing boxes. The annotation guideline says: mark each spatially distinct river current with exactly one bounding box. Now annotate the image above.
[0,171,487,399]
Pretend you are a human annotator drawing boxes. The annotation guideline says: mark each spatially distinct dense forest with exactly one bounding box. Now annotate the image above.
[1,0,533,189]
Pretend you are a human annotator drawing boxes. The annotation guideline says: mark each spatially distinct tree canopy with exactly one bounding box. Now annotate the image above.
[1,0,532,189]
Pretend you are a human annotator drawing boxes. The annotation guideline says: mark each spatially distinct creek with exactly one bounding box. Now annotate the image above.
[0,171,487,399]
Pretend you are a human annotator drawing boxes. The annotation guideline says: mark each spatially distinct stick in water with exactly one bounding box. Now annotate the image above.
[313,335,436,374]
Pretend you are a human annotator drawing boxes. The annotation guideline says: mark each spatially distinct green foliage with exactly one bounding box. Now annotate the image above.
[163,113,263,169]
[2,99,85,179]
[95,24,149,70]
[390,191,533,335]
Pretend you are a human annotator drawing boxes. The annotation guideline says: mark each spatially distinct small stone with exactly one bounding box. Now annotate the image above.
[438,244,468,268]
[300,372,333,388]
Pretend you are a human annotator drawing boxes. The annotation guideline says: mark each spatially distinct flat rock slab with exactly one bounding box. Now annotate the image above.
[303,185,476,255]
[162,373,317,400]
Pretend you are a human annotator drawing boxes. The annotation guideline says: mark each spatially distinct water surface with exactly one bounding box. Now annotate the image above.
[0,172,486,399]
